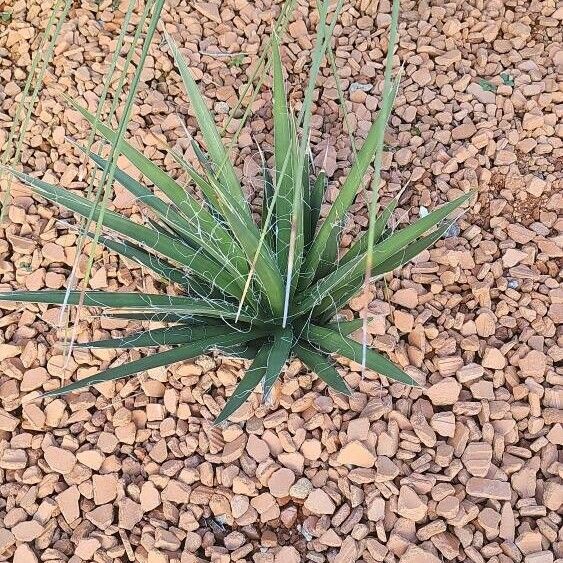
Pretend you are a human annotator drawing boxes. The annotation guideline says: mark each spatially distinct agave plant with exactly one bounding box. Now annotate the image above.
[0,0,469,424]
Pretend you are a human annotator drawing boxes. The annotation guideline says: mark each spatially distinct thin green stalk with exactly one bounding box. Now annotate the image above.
[0,0,71,220]
[282,0,344,327]
[59,0,140,340]
[56,1,156,369]
[360,0,401,372]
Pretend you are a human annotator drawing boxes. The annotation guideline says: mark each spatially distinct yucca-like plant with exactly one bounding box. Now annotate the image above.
[0,0,469,424]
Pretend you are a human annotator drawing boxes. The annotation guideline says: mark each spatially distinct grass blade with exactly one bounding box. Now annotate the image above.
[272,39,295,271]
[314,221,455,322]
[11,170,245,300]
[293,193,471,314]
[315,217,344,279]
[103,312,219,324]
[339,195,400,266]
[259,148,276,249]
[83,231,215,297]
[298,76,401,291]
[307,170,326,247]
[359,0,401,371]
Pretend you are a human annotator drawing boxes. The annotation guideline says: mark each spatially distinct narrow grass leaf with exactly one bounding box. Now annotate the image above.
[104,312,219,324]
[67,100,250,279]
[339,196,399,266]
[313,221,455,321]
[259,148,276,249]
[12,170,245,299]
[307,170,326,246]
[272,39,295,271]
[299,76,400,290]
[294,193,471,313]
[166,33,249,213]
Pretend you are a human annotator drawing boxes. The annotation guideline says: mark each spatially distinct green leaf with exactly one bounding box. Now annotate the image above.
[259,148,276,250]
[314,220,454,321]
[304,324,418,386]
[282,0,344,324]
[67,100,250,280]
[214,341,272,425]
[293,342,351,395]
[299,75,400,291]
[339,195,400,266]
[315,216,343,279]
[12,170,245,300]
[0,291,258,323]
[326,317,370,336]
[307,170,326,247]
[216,343,259,361]
[165,33,249,214]
[83,231,214,296]
[272,39,295,272]
[294,193,471,314]
[44,327,268,397]
[261,327,294,400]
[177,153,285,316]
[79,324,235,349]
[103,312,219,324]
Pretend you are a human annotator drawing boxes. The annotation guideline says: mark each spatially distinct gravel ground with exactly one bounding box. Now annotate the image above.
[0,0,562,562]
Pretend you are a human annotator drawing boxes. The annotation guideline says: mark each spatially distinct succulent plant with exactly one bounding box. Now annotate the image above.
[0,0,469,424]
